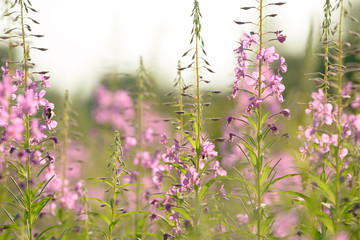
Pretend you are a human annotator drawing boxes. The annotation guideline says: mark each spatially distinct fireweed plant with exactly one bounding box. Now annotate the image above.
[0,0,59,239]
[87,131,148,240]
[0,0,15,211]
[91,59,169,237]
[226,0,295,238]
[153,1,227,239]
[297,0,360,238]
[45,90,87,237]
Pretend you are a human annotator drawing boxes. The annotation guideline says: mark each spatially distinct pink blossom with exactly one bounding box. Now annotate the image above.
[279,56,287,73]
[236,214,249,225]
[269,74,285,102]
[351,94,360,108]
[31,119,47,140]
[143,128,154,142]
[276,31,286,43]
[5,117,24,141]
[219,184,228,200]
[201,141,218,158]
[279,109,290,119]
[339,147,348,160]
[242,33,260,48]
[333,232,349,240]
[213,161,227,177]
[40,75,51,88]
[273,212,298,238]
[17,90,38,115]
[257,46,279,63]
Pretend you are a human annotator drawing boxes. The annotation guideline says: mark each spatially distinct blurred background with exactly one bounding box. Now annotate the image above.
[0,0,359,177]
[1,0,329,95]
[0,1,359,237]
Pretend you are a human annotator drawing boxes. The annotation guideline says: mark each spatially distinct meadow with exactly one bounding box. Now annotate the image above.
[0,0,359,239]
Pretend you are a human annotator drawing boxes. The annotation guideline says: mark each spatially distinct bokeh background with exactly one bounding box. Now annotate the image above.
[0,0,359,174]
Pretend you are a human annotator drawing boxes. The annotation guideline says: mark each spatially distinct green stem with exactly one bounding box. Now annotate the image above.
[178,60,184,148]
[20,0,32,238]
[109,149,118,240]
[135,56,145,236]
[61,90,69,198]
[323,0,331,101]
[195,21,201,173]
[256,1,263,239]
[334,0,344,234]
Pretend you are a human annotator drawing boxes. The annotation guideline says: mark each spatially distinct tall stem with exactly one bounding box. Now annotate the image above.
[61,90,70,198]
[20,0,32,238]
[323,0,331,101]
[195,20,201,173]
[256,1,263,239]
[334,0,344,233]
[109,151,118,240]
[178,60,184,148]
[135,56,145,236]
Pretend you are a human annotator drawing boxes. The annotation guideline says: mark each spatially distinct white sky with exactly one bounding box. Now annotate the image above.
[2,0,325,96]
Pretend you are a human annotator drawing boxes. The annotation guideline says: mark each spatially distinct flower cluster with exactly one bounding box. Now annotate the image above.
[232,32,287,105]
[0,63,57,164]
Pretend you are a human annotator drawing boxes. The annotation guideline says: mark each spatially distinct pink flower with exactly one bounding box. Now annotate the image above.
[236,214,249,225]
[31,119,47,140]
[219,184,228,200]
[276,31,286,43]
[201,141,218,158]
[351,94,360,108]
[17,90,38,115]
[5,117,24,141]
[279,109,290,119]
[142,128,154,142]
[269,74,285,102]
[213,161,227,177]
[339,147,348,160]
[273,212,297,237]
[40,75,51,88]
[242,33,260,48]
[257,46,279,63]
[279,56,287,73]
[333,231,349,240]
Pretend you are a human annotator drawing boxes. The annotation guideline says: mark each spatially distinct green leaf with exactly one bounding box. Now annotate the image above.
[5,186,26,209]
[171,207,192,222]
[259,163,271,186]
[262,137,280,153]
[301,169,335,203]
[237,144,251,165]
[276,190,311,202]
[109,211,150,233]
[37,162,50,178]
[242,133,257,147]
[233,168,257,198]
[9,176,25,199]
[262,174,299,195]
[88,212,110,225]
[178,130,196,149]
[2,208,15,224]
[163,162,188,175]
[199,155,220,177]
[241,142,257,166]
[34,175,55,200]
[32,194,55,225]
[57,228,67,240]
[199,176,227,201]
[242,115,257,129]
[35,224,63,240]
[261,111,270,125]
[89,197,111,208]
[88,177,113,188]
